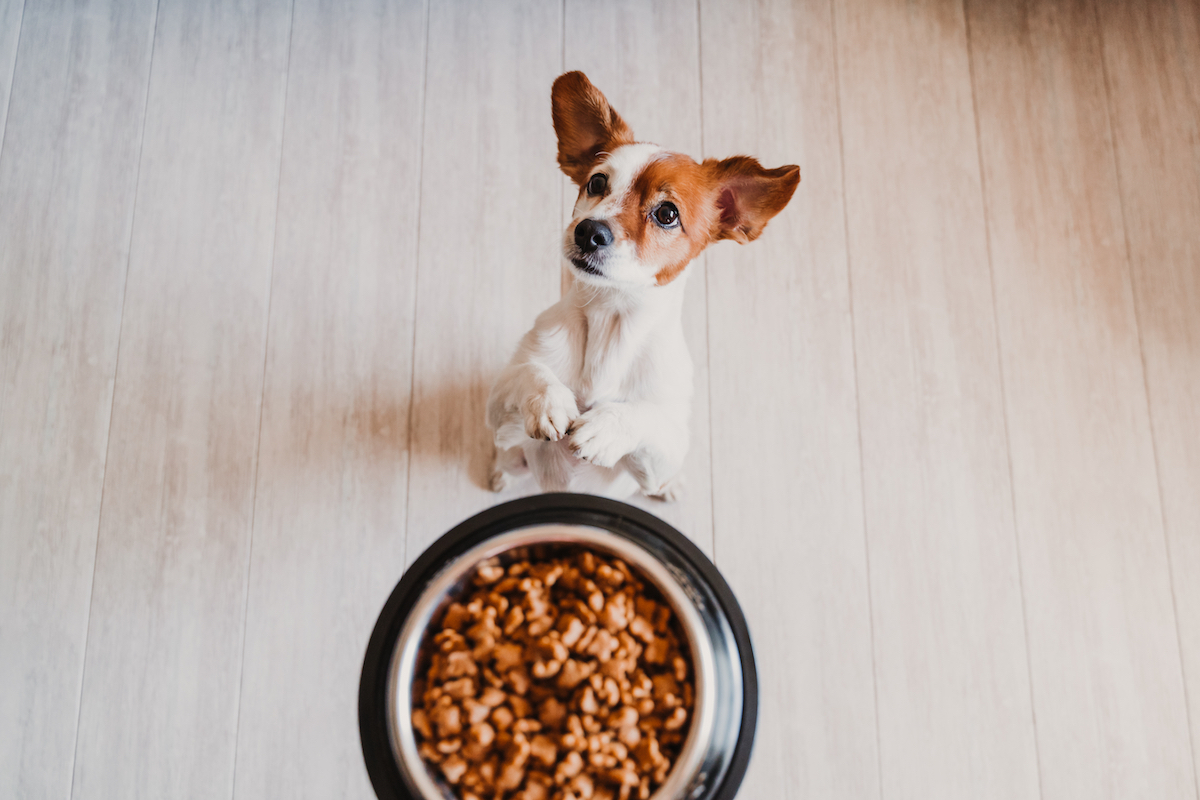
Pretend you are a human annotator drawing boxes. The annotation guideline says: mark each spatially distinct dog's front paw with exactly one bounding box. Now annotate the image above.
[522,384,579,441]
[568,404,637,468]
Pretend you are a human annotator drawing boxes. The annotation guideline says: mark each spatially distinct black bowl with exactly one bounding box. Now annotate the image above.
[358,493,757,800]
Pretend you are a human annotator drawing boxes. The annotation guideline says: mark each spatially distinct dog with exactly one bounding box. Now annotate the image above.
[486,71,799,500]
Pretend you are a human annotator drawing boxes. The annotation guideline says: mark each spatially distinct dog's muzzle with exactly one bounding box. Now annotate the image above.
[570,218,613,275]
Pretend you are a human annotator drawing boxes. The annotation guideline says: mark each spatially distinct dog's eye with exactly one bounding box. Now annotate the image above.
[586,173,607,196]
[652,202,680,228]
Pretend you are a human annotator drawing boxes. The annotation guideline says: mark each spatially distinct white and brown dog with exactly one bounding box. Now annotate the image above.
[487,71,798,500]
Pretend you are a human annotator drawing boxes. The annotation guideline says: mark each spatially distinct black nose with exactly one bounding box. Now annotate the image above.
[574,219,614,253]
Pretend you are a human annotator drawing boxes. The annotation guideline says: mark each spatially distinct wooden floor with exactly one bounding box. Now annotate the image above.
[2,0,1198,798]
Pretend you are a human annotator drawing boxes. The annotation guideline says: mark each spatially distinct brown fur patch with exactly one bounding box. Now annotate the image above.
[703,157,801,243]
[604,153,800,285]
[606,154,721,285]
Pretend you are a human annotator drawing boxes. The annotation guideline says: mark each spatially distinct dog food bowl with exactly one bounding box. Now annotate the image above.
[359,493,756,800]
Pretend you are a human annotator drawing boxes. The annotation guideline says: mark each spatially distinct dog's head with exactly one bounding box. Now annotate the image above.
[552,71,800,288]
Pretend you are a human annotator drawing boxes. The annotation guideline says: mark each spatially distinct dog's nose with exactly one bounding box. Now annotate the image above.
[574,219,614,253]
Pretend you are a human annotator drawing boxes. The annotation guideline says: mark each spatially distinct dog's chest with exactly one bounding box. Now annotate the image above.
[569,307,653,407]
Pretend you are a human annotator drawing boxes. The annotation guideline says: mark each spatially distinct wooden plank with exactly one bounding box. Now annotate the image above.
[1097,0,1200,782]
[700,1,878,797]
[0,0,22,141]
[404,0,562,560]
[834,0,1041,797]
[966,0,1195,796]
[0,1,157,797]
[68,0,292,797]
[563,0,713,555]
[230,1,425,798]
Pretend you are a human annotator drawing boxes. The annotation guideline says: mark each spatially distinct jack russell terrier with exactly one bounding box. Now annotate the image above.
[487,71,799,501]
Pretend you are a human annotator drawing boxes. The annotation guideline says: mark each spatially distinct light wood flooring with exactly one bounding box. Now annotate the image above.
[2,1,1198,798]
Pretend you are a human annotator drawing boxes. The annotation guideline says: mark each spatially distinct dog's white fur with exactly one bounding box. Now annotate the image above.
[487,143,692,500]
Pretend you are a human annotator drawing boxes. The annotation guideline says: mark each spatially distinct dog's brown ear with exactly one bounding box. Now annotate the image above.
[705,157,800,243]
[552,71,635,185]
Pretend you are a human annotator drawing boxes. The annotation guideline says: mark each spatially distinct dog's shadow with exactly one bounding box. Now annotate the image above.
[405,372,500,493]
[256,370,500,506]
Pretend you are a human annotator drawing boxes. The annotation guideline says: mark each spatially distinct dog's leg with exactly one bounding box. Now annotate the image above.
[484,403,576,494]
[568,401,688,499]
[489,444,529,492]
[524,439,575,492]
[624,449,687,501]
[488,361,579,443]
[642,471,686,502]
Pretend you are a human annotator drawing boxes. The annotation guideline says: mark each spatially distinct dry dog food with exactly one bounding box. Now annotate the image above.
[411,549,694,800]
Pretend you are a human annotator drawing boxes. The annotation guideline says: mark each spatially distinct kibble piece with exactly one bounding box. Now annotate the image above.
[555,750,585,784]
[608,706,638,729]
[529,734,557,767]
[497,736,531,791]
[463,698,492,725]
[443,603,471,631]
[643,638,669,665]
[507,666,532,695]
[579,687,599,715]
[595,564,623,588]
[469,721,496,748]
[557,658,594,690]
[419,741,444,764]
[504,606,525,635]
[479,686,507,707]
[432,701,462,738]
[476,563,505,584]
[508,694,533,719]
[513,717,542,735]
[516,776,551,800]
[598,595,630,633]
[570,773,596,799]
[442,755,469,784]
[412,708,433,739]
[531,658,562,679]
[651,674,678,702]
[444,650,478,678]
[587,591,605,612]
[538,696,567,729]
[493,642,524,673]
[627,616,654,644]
[559,615,586,648]
[617,725,641,749]
[491,706,515,730]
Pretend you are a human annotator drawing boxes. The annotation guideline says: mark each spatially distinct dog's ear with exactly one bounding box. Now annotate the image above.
[552,71,635,185]
[705,157,800,243]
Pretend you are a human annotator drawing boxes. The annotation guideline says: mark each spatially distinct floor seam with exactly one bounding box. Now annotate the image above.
[227,2,297,797]
[1091,1,1200,794]
[962,2,1048,798]
[67,1,162,796]
[401,0,433,571]
[828,2,885,798]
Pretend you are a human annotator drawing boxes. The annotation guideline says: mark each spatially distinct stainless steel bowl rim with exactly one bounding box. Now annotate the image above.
[385,523,730,800]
